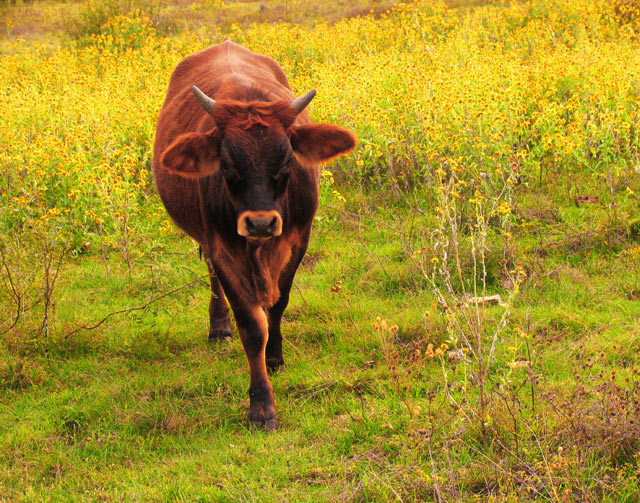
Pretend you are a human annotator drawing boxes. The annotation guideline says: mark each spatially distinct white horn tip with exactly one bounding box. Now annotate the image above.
[291,89,316,114]
[192,86,216,115]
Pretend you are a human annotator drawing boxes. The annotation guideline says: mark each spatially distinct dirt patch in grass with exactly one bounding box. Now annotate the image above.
[300,249,325,272]
[534,228,628,257]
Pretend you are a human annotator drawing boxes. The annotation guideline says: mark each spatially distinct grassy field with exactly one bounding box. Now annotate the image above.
[1,0,640,501]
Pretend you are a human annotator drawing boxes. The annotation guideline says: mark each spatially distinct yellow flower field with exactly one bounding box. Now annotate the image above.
[0,0,638,249]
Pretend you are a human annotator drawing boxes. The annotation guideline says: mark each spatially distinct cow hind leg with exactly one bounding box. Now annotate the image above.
[207,261,233,342]
[266,242,308,373]
[266,295,287,373]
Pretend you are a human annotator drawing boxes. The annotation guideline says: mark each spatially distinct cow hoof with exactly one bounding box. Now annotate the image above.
[248,405,278,431]
[251,416,278,431]
[208,328,233,343]
[266,358,284,374]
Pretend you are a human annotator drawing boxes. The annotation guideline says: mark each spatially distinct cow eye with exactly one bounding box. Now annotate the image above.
[273,154,293,180]
[222,163,242,183]
[220,148,242,180]
[273,164,290,181]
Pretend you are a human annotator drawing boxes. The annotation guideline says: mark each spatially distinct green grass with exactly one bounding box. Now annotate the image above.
[0,204,419,501]
[2,185,639,501]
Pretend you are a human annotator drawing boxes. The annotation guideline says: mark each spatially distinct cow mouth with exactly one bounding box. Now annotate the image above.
[246,235,272,243]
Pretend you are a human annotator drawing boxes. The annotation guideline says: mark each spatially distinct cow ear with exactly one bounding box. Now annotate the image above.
[290,124,357,167]
[160,131,220,178]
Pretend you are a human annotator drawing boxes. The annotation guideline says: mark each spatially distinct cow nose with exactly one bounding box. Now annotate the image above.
[245,215,277,237]
[237,210,283,238]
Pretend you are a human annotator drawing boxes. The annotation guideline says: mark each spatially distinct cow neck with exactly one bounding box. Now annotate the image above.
[246,242,277,307]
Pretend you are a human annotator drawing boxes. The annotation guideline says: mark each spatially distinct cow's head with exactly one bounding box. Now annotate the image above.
[160,87,357,240]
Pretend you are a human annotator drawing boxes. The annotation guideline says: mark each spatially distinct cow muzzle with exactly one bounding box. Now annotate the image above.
[237,210,283,239]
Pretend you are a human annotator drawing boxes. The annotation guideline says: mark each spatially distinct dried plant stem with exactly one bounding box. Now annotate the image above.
[39,232,67,338]
[65,274,208,337]
[0,246,23,336]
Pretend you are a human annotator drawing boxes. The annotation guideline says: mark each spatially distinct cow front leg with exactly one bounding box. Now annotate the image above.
[206,260,232,342]
[235,306,277,430]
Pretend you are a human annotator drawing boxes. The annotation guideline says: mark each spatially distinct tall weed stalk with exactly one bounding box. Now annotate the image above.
[425,161,524,440]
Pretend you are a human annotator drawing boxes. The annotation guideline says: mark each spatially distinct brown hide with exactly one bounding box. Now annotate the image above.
[154,42,310,242]
[152,41,356,430]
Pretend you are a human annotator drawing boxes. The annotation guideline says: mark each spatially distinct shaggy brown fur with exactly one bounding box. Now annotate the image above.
[153,41,356,430]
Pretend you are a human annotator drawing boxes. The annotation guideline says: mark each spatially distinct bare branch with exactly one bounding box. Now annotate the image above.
[65,274,208,338]
[0,246,22,336]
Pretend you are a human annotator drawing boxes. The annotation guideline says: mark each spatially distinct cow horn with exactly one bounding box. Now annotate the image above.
[290,89,316,114]
[192,86,216,115]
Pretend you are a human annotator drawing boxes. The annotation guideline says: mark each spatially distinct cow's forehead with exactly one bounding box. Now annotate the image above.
[222,126,291,166]
[212,100,297,131]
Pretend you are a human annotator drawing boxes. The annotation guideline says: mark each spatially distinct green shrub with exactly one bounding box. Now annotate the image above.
[74,0,161,40]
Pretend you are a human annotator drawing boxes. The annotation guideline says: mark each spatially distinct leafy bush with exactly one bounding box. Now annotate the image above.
[89,11,156,53]
[74,0,161,39]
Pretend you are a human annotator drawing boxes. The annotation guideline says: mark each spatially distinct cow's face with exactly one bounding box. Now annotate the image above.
[220,126,292,239]
[160,89,357,240]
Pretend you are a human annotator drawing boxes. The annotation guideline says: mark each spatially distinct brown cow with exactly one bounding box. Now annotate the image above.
[153,41,356,429]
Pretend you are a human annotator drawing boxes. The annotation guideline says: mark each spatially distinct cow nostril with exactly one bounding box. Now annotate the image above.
[242,213,279,237]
